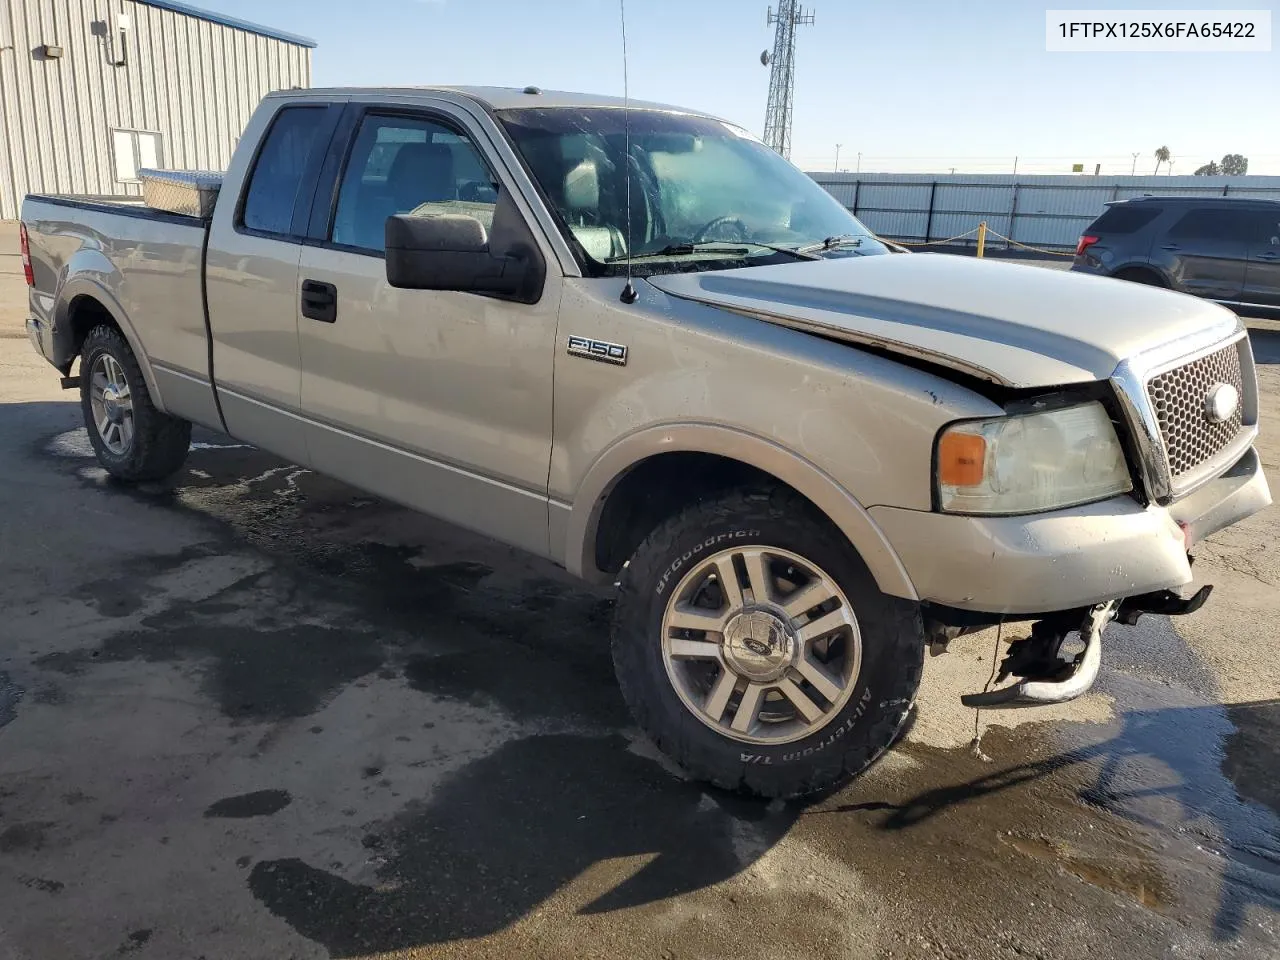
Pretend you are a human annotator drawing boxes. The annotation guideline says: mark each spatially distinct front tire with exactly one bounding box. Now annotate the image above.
[80,324,191,482]
[612,488,925,799]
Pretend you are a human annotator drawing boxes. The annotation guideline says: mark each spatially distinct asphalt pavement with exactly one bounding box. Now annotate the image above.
[0,268,1278,958]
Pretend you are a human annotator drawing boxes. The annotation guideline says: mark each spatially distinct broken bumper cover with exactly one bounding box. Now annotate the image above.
[958,585,1213,708]
[960,602,1116,709]
[870,446,1270,617]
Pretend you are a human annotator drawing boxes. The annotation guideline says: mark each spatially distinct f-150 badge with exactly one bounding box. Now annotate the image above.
[567,336,628,366]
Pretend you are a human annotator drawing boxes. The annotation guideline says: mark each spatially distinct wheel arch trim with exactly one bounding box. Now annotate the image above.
[1109,262,1172,286]
[54,279,166,412]
[562,422,919,601]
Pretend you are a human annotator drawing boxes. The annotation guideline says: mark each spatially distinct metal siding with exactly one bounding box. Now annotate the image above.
[0,0,312,218]
[58,0,90,195]
[811,172,1280,250]
[206,19,228,167]
[37,1,68,190]
[0,1,17,216]
[856,182,932,212]
[73,0,109,195]
[857,211,929,239]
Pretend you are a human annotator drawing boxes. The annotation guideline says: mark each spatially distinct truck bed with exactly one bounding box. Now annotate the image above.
[22,194,215,424]
[25,193,208,226]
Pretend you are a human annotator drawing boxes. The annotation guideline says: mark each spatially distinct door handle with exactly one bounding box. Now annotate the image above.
[1257,251,1280,261]
[301,279,337,323]
[1160,243,1180,251]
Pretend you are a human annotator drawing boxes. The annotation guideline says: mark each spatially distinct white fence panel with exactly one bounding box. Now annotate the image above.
[810,172,1280,250]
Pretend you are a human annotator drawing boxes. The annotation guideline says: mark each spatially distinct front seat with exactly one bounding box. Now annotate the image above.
[561,157,626,261]
[388,142,456,210]
[356,142,457,250]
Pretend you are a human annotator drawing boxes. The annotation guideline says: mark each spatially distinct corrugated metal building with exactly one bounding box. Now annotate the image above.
[0,0,314,219]
[809,172,1280,251]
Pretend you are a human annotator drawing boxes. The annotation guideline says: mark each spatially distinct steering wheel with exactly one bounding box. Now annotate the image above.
[691,216,749,243]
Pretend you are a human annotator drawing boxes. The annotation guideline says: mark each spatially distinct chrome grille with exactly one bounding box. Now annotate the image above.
[1146,342,1245,478]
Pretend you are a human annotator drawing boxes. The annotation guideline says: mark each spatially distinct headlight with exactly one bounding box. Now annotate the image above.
[936,402,1132,514]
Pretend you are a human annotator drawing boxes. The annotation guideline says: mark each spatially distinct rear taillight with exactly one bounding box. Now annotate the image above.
[19,222,34,286]
[1075,235,1099,258]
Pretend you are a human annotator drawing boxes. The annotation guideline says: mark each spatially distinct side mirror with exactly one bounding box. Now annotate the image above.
[385,214,527,296]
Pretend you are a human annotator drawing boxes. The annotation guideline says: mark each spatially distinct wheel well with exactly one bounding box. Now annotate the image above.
[64,296,118,369]
[1113,266,1167,287]
[592,452,825,576]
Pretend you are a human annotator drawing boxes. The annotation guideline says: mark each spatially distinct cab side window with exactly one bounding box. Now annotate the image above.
[1167,208,1254,242]
[332,114,499,253]
[241,106,329,237]
[1252,212,1280,247]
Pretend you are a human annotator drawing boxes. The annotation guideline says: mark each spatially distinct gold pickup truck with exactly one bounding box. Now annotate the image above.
[21,86,1270,797]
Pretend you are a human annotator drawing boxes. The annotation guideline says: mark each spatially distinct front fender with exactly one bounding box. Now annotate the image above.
[53,270,168,414]
[562,422,919,601]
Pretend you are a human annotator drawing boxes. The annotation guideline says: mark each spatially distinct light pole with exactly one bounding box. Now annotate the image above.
[856,151,861,173]
[835,144,842,172]
[1131,152,1139,175]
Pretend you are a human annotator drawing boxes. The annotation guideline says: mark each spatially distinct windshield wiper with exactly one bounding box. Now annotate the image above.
[796,235,866,255]
[604,243,750,262]
[605,241,819,263]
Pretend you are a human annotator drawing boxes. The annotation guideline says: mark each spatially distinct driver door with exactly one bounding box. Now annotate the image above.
[295,104,561,556]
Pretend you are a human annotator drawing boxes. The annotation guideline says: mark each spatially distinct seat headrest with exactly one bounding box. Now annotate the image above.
[563,159,599,213]
[388,142,455,208]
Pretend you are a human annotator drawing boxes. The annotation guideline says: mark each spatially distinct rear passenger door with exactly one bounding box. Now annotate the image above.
[1243,209,1280,310]
[294,103,560,557]
[205,100,342,464]
[1161,207,1250,303]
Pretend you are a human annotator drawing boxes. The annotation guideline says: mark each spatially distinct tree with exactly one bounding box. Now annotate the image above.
[1220,153,1249,175]
[1153,145,1171,175]
[1191,154,1249,176]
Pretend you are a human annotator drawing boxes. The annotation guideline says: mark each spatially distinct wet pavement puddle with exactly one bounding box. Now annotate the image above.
[12,424,1279,958]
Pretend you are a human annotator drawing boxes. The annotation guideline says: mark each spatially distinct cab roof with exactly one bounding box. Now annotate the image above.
[1116,195,1280,205]
[280,85,715,117]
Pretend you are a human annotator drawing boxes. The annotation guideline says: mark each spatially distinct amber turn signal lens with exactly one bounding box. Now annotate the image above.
[937,432,986,487]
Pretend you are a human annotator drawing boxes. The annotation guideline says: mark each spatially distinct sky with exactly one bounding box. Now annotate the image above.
[193,0,1279,176]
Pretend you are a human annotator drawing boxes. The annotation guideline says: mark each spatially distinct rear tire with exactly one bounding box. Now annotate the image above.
[80,324,191,482]
[611,487,924,799]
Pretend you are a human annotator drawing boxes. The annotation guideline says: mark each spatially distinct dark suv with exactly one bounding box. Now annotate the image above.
[1071,196,1280,316]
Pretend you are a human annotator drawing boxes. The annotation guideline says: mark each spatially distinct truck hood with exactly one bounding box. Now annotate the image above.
[646,253,1237,388]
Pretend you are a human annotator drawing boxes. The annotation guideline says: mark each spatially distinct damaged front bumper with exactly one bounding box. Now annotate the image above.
[957,585,1212,708]
[877,446,1269,708]
[872,446,1270,617]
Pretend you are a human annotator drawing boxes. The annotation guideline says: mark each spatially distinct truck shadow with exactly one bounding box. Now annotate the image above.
[249,734,804,956]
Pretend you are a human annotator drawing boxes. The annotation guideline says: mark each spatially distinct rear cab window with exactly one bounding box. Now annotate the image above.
[239,105,332,238]
[1088,205,1162,234]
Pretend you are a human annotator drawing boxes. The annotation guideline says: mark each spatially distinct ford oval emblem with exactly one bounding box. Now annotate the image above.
[1204,383,1240,424]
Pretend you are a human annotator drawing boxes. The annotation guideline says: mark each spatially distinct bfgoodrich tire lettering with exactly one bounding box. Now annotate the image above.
[612,487,925,799]
[80,324,192,482]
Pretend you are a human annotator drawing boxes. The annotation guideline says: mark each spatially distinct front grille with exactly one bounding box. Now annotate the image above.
[1146,341,1245,478]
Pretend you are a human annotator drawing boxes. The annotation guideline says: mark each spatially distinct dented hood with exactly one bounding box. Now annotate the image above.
[646,253,1237,388]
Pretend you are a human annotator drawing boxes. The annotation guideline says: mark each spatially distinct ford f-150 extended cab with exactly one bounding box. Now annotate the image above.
[21,87,1272,798]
